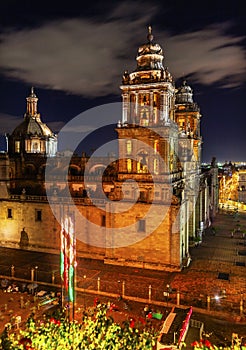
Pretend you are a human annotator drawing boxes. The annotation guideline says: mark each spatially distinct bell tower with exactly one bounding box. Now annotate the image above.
[120,26,175,126]
[106,27,186,271]
[115,26,179,189]
[175,79,202,167]
[175,80,203,241]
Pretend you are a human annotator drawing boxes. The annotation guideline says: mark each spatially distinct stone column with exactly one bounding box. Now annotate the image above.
[135,92,139,124]
[150,91,154,124]
[159,91,165,121]
[122,93,129,124]
[163,92,169,122]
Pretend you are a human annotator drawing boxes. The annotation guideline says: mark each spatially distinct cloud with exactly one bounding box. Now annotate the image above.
[0,113,64,136]
[0,3,245,97]
[165,23,246,89]
[46,121,65,134]
[0,113,22,134]
[0,2,155,97]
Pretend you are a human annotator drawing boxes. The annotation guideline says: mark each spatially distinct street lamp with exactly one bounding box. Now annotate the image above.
[163,284,172,308]
[11,265,15,278]
[83,275,86,308]
[35,266,38,295]
[117,280,121,300]
[174,331,178,344]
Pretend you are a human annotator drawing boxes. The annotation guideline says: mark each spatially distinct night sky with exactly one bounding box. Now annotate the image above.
[0,0,245,163]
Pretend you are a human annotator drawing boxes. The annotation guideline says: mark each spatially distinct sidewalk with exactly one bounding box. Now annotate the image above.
[169,210,246,320]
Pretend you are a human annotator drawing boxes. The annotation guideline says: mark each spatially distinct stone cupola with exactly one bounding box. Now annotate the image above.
[7,87,57,157]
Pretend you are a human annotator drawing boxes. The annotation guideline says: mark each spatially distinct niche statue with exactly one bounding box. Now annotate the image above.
[19,227,29,248]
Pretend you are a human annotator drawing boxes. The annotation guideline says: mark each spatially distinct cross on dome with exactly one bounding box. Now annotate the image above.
[147,25,154,42]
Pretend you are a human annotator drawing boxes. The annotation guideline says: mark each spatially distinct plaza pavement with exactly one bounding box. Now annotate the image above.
[171,209,246,314]
[0,210,246,336]
[73,210,246,324]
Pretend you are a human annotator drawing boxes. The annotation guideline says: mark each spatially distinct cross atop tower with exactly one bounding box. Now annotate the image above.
[147,25,153,42]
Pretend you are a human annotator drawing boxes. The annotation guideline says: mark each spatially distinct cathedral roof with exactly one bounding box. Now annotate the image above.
[137,26,163,57]
[175,80,194,104]
[122,27,173,85]
[135,26,164,71]
[12,117,53,137]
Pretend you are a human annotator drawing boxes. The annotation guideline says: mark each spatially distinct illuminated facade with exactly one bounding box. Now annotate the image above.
[0,28,218,271]
[238,169,246,204]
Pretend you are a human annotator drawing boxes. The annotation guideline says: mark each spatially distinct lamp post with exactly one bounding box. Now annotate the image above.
[164,284,171,308]
[11,265,15,278]
[207,295,210,311]
[35,266,38,295]
[174,331,178,345]
[83,275,86,308]
[117,280,121,299]
[52,271,55,284]
[240,292,244,317]
[35,266,38,282]
[31,268,34,282]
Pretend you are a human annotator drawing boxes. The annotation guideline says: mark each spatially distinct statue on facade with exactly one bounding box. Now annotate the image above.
[19,227,29,248]
[122,70,130,84]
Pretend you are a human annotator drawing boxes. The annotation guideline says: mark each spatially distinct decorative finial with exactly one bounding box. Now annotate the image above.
[29,86,36,97]
[147,25,153,42]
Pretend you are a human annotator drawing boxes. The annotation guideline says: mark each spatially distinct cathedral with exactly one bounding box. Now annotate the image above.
[0,27,218,271]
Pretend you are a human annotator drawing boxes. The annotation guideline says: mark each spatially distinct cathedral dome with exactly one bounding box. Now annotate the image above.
[176,80,194,104]
[12,115,53,137]
[8,87,57,156]
[12,87,53,137]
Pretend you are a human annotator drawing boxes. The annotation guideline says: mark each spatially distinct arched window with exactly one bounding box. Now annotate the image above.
[140,108,149,126]
[15,141,20,153]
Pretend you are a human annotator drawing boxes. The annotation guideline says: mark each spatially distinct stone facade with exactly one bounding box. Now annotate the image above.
[0,27,219,272]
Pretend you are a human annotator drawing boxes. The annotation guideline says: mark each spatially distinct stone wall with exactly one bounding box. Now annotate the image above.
[0,195,183,271]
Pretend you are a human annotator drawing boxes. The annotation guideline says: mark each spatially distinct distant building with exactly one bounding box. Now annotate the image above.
[238,169,246,204]
[0,27,218,271]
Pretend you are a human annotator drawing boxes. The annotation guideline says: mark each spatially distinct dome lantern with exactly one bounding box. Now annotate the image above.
[26,86,38,117]
[176,80,194,104]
